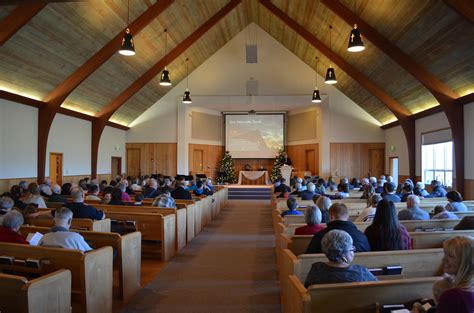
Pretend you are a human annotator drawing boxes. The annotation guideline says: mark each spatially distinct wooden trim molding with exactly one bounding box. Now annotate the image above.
[259,0,416,180]
[0,3,46,45]
[443,0,474,24]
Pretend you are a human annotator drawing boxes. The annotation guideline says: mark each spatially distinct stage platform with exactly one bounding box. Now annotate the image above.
[223,185,273,200]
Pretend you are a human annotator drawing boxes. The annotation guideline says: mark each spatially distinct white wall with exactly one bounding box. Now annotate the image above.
[415,112,450,176]
[128,24,384,175]
[384,126,409,175]
[46,114,91,176]
[0,99,38,178]
[98,126,126,174]
[465,102,474,179]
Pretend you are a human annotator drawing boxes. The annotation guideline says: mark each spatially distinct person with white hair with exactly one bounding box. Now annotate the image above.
[301,182,316,200]
[39,178,53,197]
[117,182,132,202]
[39,207,91,252]
[63,188,105,220]
[295,205,325,235]
[0,210,28,244]
[204,178,215,193]
[48,184,68,203]
[143,179,162,199]
[22,183,47,208]
[0,196,15,224]
[304,230,377,287]
[413,182,429,197]
[397,195,429,220]
[369,176,377,188]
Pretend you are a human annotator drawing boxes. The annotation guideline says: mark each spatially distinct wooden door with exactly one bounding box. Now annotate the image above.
[127,148,141,178]
[111,157,122,179]
[192,149,204,173]
[369,149,385,178]
[305,149,316,175]
[49,153,63,186]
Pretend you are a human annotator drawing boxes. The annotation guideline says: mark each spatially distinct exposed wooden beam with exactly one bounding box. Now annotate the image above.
[43,0,174,106]
[381,106,444,129]
[321,0,465,194]
[90,0,242,178]
[259,0,416,179]
[444,0,474,24]
[0,3,46,45]
[455,93,474,106]
[0,1,83,5]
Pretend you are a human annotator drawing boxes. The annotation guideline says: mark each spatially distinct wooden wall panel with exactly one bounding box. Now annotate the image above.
[330,143,385,179]
[125,143,177,177]
[188,144,224,179]
[287,144,319,176]
[464,179,474,200]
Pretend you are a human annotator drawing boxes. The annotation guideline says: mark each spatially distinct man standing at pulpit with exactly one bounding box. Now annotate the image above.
[282,152,292,166]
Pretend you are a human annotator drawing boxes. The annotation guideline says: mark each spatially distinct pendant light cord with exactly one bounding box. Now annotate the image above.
[186,58,189,88]
[164,29,168,65]
[127,0,130,26]
[329,25,332,64]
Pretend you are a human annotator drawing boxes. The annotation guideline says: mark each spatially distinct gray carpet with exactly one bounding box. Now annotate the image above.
[120,200,282,313]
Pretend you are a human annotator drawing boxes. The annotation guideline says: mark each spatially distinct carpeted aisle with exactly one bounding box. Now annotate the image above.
[120,199,281,313]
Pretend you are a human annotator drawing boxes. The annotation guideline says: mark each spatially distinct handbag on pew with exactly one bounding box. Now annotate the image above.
[110,219,137,235]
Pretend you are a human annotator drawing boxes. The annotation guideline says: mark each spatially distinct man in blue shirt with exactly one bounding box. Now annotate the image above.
[281,197,303,217]
[397,195,429,220]
[428,180,447,198]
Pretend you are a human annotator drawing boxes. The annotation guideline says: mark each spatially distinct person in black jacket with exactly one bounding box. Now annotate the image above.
[305,203,371,254]
[171,181,193,200]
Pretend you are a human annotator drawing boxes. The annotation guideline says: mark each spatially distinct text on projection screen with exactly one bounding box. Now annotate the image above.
[225,114,284,159]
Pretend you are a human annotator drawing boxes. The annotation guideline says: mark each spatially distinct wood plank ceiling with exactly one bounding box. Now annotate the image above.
[0,0,473,126]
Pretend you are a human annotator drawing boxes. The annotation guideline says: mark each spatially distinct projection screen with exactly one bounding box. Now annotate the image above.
[225,114,284,159]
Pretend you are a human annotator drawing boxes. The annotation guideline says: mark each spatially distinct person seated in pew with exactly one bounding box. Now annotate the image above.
[360,184,375,200]
[85,184,101,201]
[152,191,176,208]
[290,179,305,197]
[21,183,47,209]
[427,179,448,198]
[335,183,350,198]
[193,180,206,196]
[445,191,468,212]
[130,178,142,192]
[48,184,68,204]
[171,180,193,200]
[398,195,430,221]
[375,179,384,194]
[100,187,113,204]
[122,178,135,195]
[39,207,92,252]
[39,178,53,197]
[432,205,459,220]
[204,178,215,193]
[327,176,337,191]
[453,216,474,230]
[63,188,105,220]
[314,178,326,195]
[117,182,132,202]
[414,182,430,197]
[400,182,415,202]
[295,205,325,235]
[0,210,29,245]
[109,188,127,205]
[300,182,316,201]
[304,230,377,287]
[160,177,174,194]
[350,177,360,189]
[61,183,72,196]
[99,180,109,192]
[315,195,331,223]
[364,200,412,251]
[9,185,28,210]
[274,178,291,195]
[143,179,162,199]
[422,236,474,313]
[0,196,14,224]
[281,197,303,217]
[19,180,29,197]
[306,203,371,254]
[355,194,382,223]
[382,182,401,203]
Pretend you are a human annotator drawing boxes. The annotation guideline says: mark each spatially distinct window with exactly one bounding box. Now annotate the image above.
[421,141,453,187]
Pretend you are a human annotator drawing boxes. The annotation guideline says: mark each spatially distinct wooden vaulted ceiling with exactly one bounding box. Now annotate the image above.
[0,0,473,126]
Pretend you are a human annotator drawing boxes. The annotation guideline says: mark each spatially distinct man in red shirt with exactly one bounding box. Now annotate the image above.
[0,210,29,245]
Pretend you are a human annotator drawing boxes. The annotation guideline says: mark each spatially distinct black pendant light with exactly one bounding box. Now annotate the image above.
[325,25,337,85]
[119,0,135,56]
[347,24,365,52]
[182,58,192,104]
[160,29,172,86]
[312,57,322,103]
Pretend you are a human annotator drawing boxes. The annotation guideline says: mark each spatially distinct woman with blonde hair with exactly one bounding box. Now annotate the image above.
[433,236,474,312]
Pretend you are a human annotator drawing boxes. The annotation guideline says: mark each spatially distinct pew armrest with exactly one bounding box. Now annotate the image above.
[120,231,142,302]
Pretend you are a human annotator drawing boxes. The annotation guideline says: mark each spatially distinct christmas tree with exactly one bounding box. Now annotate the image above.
[271,148,286,182]
[218,151,237,184]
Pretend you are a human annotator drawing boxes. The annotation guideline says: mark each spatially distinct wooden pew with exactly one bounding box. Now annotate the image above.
[104,211,176,262]
[19,226,141,303]
[0,270,71,313]
[280,248,444,313]
[284,276,439,313]
[94,204,187,252]
[176,202,196,243]
[0,243,113,313]
[176,199,203,236]
[26,217,111,232]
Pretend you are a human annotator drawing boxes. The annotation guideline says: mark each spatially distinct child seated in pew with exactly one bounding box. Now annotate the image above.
[109,188,127,206]
[0,211,29,245]
[432,205,458,220]
[281,197,303,217]
[445,190,468,212]
[152,191,176,208]
[38,207,92,252]
[304,230,377,287]
[295,205,325,235]
[354,194,381,223]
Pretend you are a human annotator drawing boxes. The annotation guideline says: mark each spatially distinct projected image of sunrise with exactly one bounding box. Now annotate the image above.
[225,114,284,159]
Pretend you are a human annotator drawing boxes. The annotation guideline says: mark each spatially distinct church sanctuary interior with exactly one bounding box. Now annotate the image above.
[1,0,474,312]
